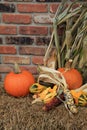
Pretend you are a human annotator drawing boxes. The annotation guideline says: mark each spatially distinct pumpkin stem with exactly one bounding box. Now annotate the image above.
[65,59,73,70]
[14,62,21,74]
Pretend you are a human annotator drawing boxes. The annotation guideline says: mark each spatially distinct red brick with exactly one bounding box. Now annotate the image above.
[19,46,45,56]
[32,56,44,65]
[72,3,80,9]
[0,46,16,54]
[50,4,59,13]
[2,14,32,24]
[17,4,48,13]
[21,65,37,75]
[0,25,17,35]
[0,64,37,76]
[19,26,48,35]
[2,56,30,64]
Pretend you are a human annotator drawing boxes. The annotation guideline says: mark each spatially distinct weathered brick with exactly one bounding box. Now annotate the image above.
[36,0,87,2]
[72,3,80,9]
[5,0,32,1]
[32,56,44,65]
[0,38,3,44]
[50,4,59,13]
[5,36,34,45]
[19,46,45,56]
[2,14,32,24]
[0,64,37,76]
[0,64,13,73]
[36,37,50,46]
[2,56,30,64]
[0,3,15,12]
[50,3,81,14]
[50,25,65,36]
[70,0,87,1]
[36,0,61,2]
[0,56,1,64]
[0,74,1,81]
[17,4,48,13]
[34,14,54,24]
[0,46,16,54]
[21,65,37,74]
[0,25,17,35]
[19,26,48,35]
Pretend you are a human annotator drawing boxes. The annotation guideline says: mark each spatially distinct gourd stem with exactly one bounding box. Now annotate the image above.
[65,59,73,70]
[14,62,21,74]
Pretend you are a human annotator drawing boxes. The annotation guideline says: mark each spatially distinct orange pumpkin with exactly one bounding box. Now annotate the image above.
[4,63,35,97]
[58,68,83,90]
[58,59,83,90]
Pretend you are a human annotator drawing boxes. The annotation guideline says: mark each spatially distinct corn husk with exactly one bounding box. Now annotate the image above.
[38,65,68,89]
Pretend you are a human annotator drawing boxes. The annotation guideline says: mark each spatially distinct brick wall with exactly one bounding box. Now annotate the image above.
[0,0,86,82]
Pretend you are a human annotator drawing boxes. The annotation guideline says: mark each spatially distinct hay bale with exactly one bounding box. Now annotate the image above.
[0,83,87,130]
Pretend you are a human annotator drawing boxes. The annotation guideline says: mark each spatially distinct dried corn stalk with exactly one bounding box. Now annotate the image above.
[43,1,87,82]
[37,1,87,114]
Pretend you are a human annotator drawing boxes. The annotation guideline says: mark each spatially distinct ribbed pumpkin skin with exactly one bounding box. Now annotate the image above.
[4,70,35,97]
[58,68,83,90]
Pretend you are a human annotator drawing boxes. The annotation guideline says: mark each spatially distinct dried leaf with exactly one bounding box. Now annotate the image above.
[44,31,54,66]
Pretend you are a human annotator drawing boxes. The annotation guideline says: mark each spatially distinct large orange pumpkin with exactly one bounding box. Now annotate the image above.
[58,68,83,90]
[4,63,35,97]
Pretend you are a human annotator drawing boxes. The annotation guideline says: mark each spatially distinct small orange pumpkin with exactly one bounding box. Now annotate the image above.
[4,63,35,97]
[58,59,83,90]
